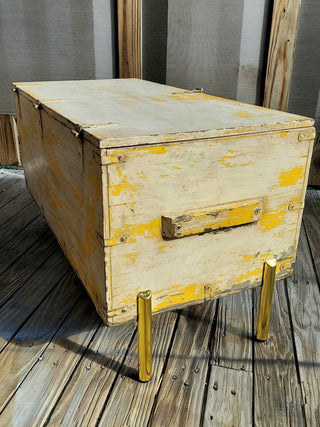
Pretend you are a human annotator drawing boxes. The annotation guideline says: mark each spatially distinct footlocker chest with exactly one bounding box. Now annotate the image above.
[13,79,315,327]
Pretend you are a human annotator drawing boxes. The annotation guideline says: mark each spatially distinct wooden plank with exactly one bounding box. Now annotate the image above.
[303,190,320,280]
[0,291,99,425]
[0,201,41,250]
[308,133,320,186]
[0,229,58,307]
[0,216,47,276]
[149,301,216,426]
[0,188,30,227]
[16,93,109,323]
[286,225,320,426]
[107,129,312,323]
[117,0,141,78]
[46,320,136,425]
[254,281,304,425]
[0,249,72,352]
[212,290,252,372]
[0,270,82,412]
[263,0,301,111]
[203,290,253,424]
[97,311,178,426]
[0,174,26,209]
[0,114,20,166]
[203,366,252,426]
[13,79,314,149]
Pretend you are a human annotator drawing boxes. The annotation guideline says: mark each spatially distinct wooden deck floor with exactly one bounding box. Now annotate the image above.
[0,168,319,426]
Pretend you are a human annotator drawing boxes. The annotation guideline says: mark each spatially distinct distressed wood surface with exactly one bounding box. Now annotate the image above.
[263,0,301,111]
[287,225,320,425]
[99,311,178,426]
[0,172,319,425]
[46,321,136,426]
[118,0,141,78]
[0,114,20,166]
[15,93,109,323]
[0,297,99,425]
[0,270,81,412]
[203,366,253,426]
[308,133,320,186]
[303,190,320,280]
[150,302,216,426]
[253,281,304,425]
[212,290,253,372]
[107,129,313,323]
[13,79,314,149]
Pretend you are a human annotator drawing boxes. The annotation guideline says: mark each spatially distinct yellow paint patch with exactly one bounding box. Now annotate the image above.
[149,97,166,103]
[280,132,288,138]
[143,145,168,155]
[260,207,286,232]
[278,166,304,187]
[235,110,253,119]
[124,252,139,264]
[235,267,263,285]
[112,218,161,241]
[219,153,245,168]
[153,283,203,311]
[110,176,141,197]
[158,244,169,250]
[169,92,215,102]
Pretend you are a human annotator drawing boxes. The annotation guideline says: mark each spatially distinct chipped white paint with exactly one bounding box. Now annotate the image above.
[13,79,315,325]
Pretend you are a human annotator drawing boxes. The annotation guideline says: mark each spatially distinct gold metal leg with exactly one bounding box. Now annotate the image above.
[256,259,277,341]
[137,290,152,382]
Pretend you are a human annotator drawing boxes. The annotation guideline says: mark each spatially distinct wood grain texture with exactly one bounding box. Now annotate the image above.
[15,93,110,323]
[0,250,71,353]
[98,311,178,426]
[107,130,312,323]
[0,294,99,426]
[13,79,314,325]
[264,0,301,111]
[150,302,216,426]
[286,225,320,425]
[254,281,304,425]
[212,290,253,372]
[308,133,320,186]
[46,320,136,426]
[203,366,253,426]
[118,0,141,78]
[0,270,81,412]
[303,190,320,280]
[0,115,20,166]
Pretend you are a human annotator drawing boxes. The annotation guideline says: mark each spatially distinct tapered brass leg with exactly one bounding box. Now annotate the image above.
[256,259,277,341]
[137,290,152,382]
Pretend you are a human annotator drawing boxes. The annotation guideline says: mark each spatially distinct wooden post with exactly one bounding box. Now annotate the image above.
[117,0,141,78]
[263,0,301,111]
[0,114,20,166]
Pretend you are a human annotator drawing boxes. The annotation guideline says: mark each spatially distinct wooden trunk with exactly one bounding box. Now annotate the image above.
[13,79,315,326]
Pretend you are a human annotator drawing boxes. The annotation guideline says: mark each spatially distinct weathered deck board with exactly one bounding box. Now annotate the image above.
[150,302,217,426]
[98,311,178,426]
[253,281,304,426]
[0,271,82,412]
[0,297,100,426]
[212,290,253,372]
[0,172,319,425]
[287,225,320,425]
[303,190,320,281]
[0,174,26,209]
[46,320,136,426]
[0,229,58,307]
[203,366,253,426]
[0,249,71,352]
